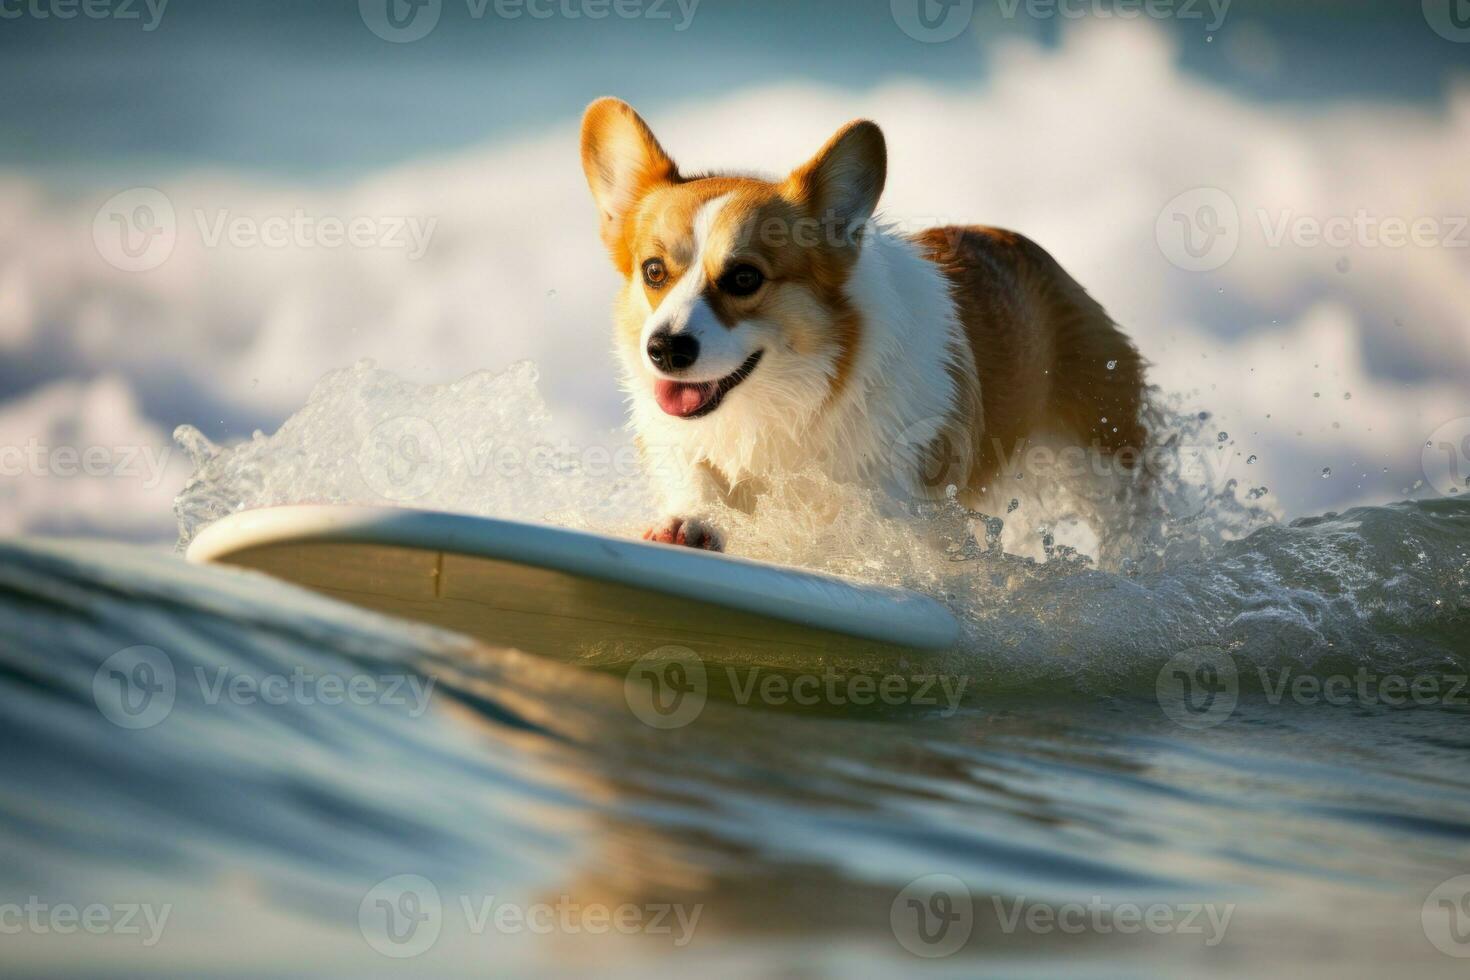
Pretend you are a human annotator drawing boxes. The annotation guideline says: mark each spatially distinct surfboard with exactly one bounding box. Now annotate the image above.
[185,505,960,663]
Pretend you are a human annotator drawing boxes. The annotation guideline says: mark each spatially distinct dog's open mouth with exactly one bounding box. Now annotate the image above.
[653,350,763,419]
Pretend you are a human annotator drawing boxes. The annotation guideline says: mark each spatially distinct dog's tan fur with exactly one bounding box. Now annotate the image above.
[914,226,1147,504]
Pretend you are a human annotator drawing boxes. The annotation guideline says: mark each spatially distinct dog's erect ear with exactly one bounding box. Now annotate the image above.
[783,120,887,242]
[580,98,679,269]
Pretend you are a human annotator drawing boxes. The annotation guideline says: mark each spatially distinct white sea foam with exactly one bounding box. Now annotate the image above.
[173,360,658,547]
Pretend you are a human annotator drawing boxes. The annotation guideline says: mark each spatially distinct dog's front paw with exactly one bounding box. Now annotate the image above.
[641,516,724,551]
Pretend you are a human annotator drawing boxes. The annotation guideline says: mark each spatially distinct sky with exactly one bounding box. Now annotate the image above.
[1,0,1468,541]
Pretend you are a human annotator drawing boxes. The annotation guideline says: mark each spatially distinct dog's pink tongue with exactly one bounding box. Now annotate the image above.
[654,380,714,418]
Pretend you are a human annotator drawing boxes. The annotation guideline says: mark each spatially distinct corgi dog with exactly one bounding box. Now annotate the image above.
[579,98,1146,552]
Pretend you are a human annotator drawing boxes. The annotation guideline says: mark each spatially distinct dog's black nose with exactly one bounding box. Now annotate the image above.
[647,330,699,372]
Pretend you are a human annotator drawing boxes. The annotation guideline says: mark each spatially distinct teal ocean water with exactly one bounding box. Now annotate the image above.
[3,498,1468,976]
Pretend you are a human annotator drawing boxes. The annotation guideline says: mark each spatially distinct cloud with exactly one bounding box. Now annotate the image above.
[0,20,1466,539]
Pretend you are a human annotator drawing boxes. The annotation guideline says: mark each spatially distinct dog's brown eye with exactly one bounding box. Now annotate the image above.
[720,263,764,297]
[642,258,668,288]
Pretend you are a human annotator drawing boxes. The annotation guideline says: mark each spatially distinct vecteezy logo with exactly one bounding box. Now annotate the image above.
[1174,438,1236,492]
[1156,645,1239,730]
[93,645,176,729]
[1155,187,1240,273]
[890,874,973,958]
[1422,417,1470,497]
[1424,0,1470,43]
[891,414,972,503]
[359,0,442,42]
[359,874,442,958]
[623,646,707,730]
[1423,874,1470,957]
[891,0,974,42]
[93,188,177,273]
[357,416,445,502]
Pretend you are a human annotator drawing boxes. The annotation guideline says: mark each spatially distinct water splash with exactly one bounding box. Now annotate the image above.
[171,362,1470,684]
[174,360,657,551]
[176,363,1270,575]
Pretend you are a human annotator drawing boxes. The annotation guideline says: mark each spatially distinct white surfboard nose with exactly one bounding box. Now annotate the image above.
[186,504,961,658]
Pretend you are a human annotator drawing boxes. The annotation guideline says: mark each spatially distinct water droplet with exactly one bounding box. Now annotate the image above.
[1007,498,1020,513]
[1106,360,1118,371]
[1247,455,1258,464]
[1335,257,1351,274]
[1217,432,1229,443]
[1313,392,1321,398]
[1342,392,1351,400]
[1321,467,1332,479]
